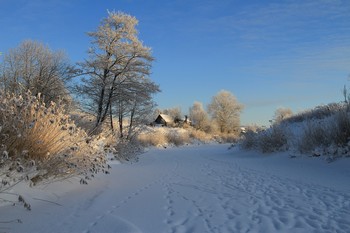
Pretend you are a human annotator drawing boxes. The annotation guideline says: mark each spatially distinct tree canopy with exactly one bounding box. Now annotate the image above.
[0,40,73,105]
[208,90,244,134]
[74,11,159,137]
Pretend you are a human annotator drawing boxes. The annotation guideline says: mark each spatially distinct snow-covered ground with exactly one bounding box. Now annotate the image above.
[1,144,350,233]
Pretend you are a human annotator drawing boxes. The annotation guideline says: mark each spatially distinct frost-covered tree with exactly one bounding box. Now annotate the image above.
[189,101,210,131]
[75,11,156,133]
[208,90,244,134]
[163,107,182,121]
[0,40,73,105]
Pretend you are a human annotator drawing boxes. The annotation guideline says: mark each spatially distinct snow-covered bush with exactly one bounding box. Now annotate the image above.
[166,129,190,146]
[257,125,288,153]
[216,133,241,143]
[138,127,168,147]
[332,111,350,146]
[298,121,332,153]
[286,102,344,123]
[70,111,96,134]
[295,110,350,156]
[137,126,214,147]
[188,128,213,143]
[138,127,191,147]
[111,137,143,161]
[240,129,258,150]
[0,91,106,189]
[241,102,350,159]
[241,124,288,153]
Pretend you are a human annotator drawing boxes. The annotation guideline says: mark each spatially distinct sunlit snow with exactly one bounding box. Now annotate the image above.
[1,144,349,233]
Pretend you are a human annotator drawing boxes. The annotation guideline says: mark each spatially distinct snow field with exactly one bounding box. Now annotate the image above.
[1,144,349,233]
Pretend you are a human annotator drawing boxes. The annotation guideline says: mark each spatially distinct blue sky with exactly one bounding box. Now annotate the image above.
[1,0,350,125]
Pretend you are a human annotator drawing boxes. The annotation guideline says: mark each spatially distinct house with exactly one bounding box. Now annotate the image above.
[154,114,174,126]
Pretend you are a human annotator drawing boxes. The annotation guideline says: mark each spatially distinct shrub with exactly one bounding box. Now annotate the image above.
[332,111,350,146]
[217,133,240,143]
[285,102,344,123]
[298,121,332,153]
[137,128,167,147]
[70,111,96,134]
[188,128,212,143]
[166,129,190,146]
[257,125,288,153]
[241,129,258,150]
[296,111,350,156]
[112,137,143,161]
[137,127,214,147]
[0,91,106,188]
[241,101,350,159]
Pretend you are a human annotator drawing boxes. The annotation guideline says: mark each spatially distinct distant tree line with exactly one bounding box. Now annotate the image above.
[157,90,244,135]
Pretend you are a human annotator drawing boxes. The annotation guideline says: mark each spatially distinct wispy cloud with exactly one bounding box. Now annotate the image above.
[243,94,316,108]
[182,0,350,49]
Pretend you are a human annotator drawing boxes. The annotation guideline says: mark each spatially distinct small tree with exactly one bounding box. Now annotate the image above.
[208,90,244,134]
[189,101,210,131]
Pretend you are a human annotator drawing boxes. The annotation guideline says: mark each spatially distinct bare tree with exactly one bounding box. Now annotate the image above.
[0,40,73,105]
[208,90,244,134]
[273,107,293,124]
[75,11,156,134]
[189,101,210,131]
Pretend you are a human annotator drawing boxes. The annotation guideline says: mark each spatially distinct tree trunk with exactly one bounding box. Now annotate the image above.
[109,103,114,134]
[95,68,109,127]
[118,100,124,138]
[100,73,119,125]
[127,101,136,139]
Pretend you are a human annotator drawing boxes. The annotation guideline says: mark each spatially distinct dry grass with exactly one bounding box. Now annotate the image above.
[137,126,214,147]
[0,91,106,187]
[137,125,244,147]
[166,129,190,146]
[137,127,168,147]
[188,128,213,143]
[70,111,96,134]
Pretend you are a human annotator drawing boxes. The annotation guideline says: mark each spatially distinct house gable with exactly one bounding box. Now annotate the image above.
[154,114,174,126]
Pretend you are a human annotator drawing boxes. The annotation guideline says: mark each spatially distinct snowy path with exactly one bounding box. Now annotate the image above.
[1,144,350,233]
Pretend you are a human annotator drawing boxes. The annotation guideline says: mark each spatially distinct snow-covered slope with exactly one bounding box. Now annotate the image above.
[1,144,349,233]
